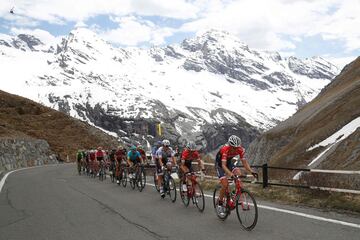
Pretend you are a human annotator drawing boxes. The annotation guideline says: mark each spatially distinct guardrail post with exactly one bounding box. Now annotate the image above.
[262,163,268,188]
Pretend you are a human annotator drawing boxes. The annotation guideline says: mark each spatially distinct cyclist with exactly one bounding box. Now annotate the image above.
[180,141,205,192]
[127,146,144,180]
[151,141,162,164]
[215,135,258,210]
[89,149,96,175]
[115,145,127,184]
[109,149,116,178]
[155,139,177,198]
[137,145,147,164]
[95,146,105,176]
[76,150,83,174]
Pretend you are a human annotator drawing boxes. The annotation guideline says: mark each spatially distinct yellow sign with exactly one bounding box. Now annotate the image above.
[158,123,162,136]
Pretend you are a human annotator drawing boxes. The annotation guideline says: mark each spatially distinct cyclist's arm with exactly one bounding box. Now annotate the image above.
[171,156,177,166]
[196,157,205,171]
[240,158,253,175]
[127,157,133,167]
[221,160,233,177]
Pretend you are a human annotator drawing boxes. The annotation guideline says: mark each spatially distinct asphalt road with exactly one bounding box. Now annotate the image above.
[0,164,359,240]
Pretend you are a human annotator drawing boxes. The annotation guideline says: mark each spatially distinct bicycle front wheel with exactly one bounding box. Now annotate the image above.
[193,183,205,212]
[213,186,229,220]
[121,169,127,187]
[168,178,177,203]
[137,169,146,192]
[180,185,190,207]
[153,172,160,192]
[236,189,258,231]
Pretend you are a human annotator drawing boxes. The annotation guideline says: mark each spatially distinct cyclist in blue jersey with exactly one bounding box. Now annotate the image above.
[127,146,144,179]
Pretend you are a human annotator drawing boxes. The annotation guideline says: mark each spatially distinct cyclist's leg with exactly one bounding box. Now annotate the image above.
[156,159,164,193]
[216,165,228,204]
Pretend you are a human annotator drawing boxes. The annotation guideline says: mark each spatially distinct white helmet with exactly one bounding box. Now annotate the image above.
[228,135,241,147]
[186,141,196,150]
[162,139,170,146]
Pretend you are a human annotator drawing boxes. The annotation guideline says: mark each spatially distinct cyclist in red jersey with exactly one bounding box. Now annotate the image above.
[215,135,258,207]
[180,141,205,192]
[137,145,147,164]
[95,146,105,176]
[115,145,126,184]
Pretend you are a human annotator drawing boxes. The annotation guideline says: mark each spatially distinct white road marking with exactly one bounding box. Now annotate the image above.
[146,182,360,229]
[0,164,58,193]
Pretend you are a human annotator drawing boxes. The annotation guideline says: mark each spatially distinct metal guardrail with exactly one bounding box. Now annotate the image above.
[143,161,360,194]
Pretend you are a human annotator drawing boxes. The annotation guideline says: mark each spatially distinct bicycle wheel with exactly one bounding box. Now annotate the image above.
[213,186,229,220]
[121,169,127,187]
[137,169,146,192]
[168,177,177,203]
[130,172,136,190]
[236,189,258,231]
[193,183,205,212]
[180,184,190,207]
[99,168,104,181]
[153,172,160,192]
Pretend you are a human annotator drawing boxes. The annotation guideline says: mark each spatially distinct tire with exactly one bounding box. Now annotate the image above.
[168,178,177,203]
[121,169,127,187]
[153,172,160,192]
[213,186,229,220]
[236,189,258,231]
[130,172,136,190]
[137,168,146,192]
[180,184,190,207]
[193,183,205,212]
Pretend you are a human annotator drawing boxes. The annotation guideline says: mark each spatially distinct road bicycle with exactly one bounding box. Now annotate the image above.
[213,175,258,231]
[180,171,205,212]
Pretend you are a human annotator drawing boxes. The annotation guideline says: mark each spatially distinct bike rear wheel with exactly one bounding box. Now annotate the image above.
[213,186,229,220]
[168,177,177,203]
[193,183,205,212]
[236,189,258,231]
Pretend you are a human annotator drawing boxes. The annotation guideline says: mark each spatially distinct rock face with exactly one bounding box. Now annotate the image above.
[247,57,360,170]
[0,138,57,171]
[0,29,339,151]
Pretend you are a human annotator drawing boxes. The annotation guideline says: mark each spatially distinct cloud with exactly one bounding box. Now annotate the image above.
[10,28,62,45]
[100,16,176,46]
[180,0,360,53]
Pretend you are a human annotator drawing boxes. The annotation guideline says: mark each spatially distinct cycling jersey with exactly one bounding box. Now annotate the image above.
[115,149,126,161]
[96,150,104,161]
[127,150,141,164]
[138,149,146,162]
[215,144,245,179]
[181,149,200,172]
[156,146,175,164]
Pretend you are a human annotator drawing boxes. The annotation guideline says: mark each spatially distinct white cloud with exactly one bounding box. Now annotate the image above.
[10,28,62,45]
[180,0,360,53]
[101,16,175,46]
[322,55,358,70]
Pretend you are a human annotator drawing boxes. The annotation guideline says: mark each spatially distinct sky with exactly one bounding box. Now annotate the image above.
[0,0,359,69]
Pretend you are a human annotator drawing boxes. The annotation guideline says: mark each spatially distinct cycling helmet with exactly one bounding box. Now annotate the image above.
[130,145,137,151]
[162,139,170,146]
[228,135,241,147]
[186,141,196,151]
[97,146,102,151]
[137,145,143,149]
[117,145,123,149]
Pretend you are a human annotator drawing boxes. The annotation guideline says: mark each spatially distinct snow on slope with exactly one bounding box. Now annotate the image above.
[0,28,339,136]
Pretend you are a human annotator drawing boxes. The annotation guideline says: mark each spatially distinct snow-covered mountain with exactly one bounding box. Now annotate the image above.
[0,28,339,150]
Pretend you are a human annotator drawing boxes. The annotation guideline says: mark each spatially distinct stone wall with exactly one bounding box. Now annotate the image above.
[0,138,58,172]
